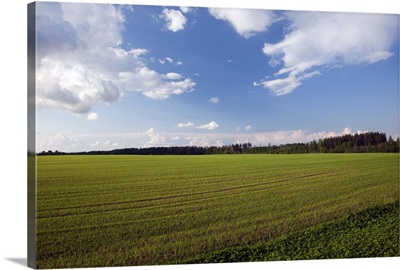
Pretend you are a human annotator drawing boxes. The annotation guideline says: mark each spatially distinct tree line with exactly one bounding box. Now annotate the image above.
[38,132,399,156]
[246,132,399,154]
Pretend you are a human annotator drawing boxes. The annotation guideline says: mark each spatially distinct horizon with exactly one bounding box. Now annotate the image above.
[35,2,399,153]
[37,130,397,154]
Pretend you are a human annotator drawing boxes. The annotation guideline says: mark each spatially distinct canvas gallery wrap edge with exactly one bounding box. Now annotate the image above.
[28,1,400,269]
[28,2,37,269]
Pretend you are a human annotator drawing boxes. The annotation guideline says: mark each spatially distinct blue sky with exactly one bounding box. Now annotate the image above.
[35,2,399,152]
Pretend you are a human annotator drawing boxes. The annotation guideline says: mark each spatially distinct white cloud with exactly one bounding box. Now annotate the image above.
[36,132,66,152]
[184,136,224,147]
[87,112,98,120]
[268,58,281,68]
[170,135,180,141]
[260,71,320,96]
[144,128,167,147]
[197,121,219,130]
[120,67,196,100]
[35,2,195,115]
[129,48,148,57]
[177,122,195,127]
[37,127,371,152]
[160,8,187,32]
[36,131,140,152]
[244,125,252,131]
[60,3,124,50]
[261,11,398,95]
[36,3,127,114]
[185,136,210,147]
[342,127,352,135]
[251,127,361,146]
[209,8,277,38]
[180,7,194,14]
[261,75,301,96]
[163,72,183,80]
[158,57,183,66]
[178,121,222,130]
[91,140,119,148]
[209,97,219,103]
[38,129,169,152]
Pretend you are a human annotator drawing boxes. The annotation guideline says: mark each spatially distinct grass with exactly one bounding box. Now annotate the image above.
[184,201,400,263]
[35,154,399,268]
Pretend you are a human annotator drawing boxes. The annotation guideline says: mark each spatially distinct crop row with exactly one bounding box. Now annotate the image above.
[184,201,400,263]
[35,154,399,268]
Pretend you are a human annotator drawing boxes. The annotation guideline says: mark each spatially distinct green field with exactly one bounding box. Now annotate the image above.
[185,201,399,263]
[36,154,399,268]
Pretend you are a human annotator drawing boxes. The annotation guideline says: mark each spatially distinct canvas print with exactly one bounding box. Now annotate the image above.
[28,1,400,269]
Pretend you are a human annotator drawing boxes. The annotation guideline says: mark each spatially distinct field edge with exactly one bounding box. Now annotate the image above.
[181,201,400,264]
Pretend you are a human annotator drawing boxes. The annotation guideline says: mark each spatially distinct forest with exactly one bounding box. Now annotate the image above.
[38,131,399,156]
